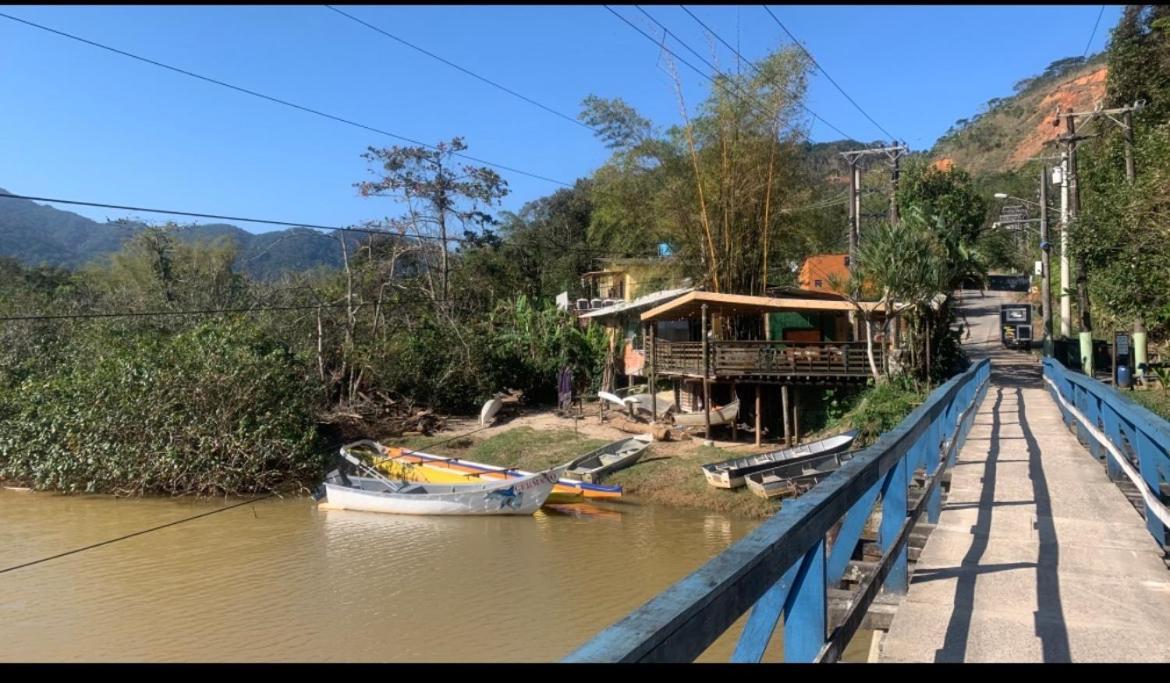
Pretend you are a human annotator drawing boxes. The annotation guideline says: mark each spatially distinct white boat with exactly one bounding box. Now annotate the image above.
[479,397,503,426]
[598,391,626,409]
[621,393,676,419]
[563,434,652,483]
[701,431,857,489]
[672,399,740,428]
[319,444,562,516]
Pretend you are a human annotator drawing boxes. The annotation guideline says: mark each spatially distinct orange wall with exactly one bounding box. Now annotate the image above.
[799,254,850,292]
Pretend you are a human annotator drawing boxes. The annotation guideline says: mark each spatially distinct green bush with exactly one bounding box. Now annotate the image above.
[839,377,927,447]
[0,320,324,495]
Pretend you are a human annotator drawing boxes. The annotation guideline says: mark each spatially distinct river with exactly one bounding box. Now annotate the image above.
[0,488,871,662]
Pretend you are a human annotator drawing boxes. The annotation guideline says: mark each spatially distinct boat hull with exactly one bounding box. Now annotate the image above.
[672,400,740,428]
[745,452,855,499]
[563,435,651,484]
[700,431,857,490]
[323,470,559,516]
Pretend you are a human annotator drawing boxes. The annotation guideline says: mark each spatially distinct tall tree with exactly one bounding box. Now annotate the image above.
[357,138,509,303]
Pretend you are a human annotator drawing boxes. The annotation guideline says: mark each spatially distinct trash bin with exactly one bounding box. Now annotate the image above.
[1117,365,1132,388]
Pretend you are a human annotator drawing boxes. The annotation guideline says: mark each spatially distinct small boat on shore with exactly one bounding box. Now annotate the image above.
[563,434,652,484]
[672,399,740,429]
[318,444,563,515]
[356,440,624,503]
[700,431,858,489]
[479,398,503,426]
[621,393,676,419]
[745,450,857,499]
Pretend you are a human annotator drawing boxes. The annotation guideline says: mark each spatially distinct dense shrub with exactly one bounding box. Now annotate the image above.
[0,320,324,495]
[839,377,928,447]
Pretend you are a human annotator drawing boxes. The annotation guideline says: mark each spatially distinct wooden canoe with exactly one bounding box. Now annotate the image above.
[744,450,857,499]
[672,399,740,428]
[562,434,652,484]
[700,431,858,489]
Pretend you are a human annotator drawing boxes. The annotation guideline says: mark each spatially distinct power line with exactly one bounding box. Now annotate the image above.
[324,5,596,134]
[607,5,855,140]
[679,5,760,75]
[0,11,573,188]
[1082,5,1106,59]
[0,493,280,575]
[779,194,849,214]
[676,5,856,143]
[760,5,896,141]
[0,303,349,323]
[0,299,455,323]
[0,192,476,244]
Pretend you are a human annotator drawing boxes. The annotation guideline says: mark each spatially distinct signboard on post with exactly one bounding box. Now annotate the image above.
[1034,260,1043,275]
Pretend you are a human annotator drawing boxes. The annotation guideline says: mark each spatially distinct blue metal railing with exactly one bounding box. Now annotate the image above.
[1042,358,1170,549]
[564,359,991,663]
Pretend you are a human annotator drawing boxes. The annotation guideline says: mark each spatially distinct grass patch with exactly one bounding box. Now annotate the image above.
[608,445,780,520]
[1130,390,1170,423]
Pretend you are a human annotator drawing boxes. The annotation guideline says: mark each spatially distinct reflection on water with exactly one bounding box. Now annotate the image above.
[0,489,870,662]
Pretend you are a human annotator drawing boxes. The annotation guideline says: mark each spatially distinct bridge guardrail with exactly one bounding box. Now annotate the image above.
[1042,358,1170,549]
[564,358,991,663]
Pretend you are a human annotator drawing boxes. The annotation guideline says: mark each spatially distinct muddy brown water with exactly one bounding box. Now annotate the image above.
[0,489,871,662]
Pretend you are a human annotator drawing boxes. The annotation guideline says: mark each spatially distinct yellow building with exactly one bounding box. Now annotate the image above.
[579,257,678,303]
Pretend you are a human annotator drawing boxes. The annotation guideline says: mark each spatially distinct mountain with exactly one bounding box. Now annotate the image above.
[0,190,356,279]
[929,55,1109,176]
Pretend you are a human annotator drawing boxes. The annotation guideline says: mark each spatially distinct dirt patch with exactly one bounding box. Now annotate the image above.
[1009,66,1108,167]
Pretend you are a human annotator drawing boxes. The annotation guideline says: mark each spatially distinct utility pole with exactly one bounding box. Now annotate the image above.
[1054,101,1144,375]
[1058,150,1071,340]
[841,143,907,342]
[847,157,861,277]
[1039,165,1052,356]
[886,145,907,224]
[840,143,908,277]
[1063,111,1094,375]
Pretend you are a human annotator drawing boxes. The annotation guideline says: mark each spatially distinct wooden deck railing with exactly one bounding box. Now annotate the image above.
[563,359,991,662]
[652,339,880,379]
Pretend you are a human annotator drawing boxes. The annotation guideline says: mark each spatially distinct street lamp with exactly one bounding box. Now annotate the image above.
[993,185,1053,355]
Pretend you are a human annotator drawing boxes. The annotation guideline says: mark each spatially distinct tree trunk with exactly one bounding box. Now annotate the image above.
[864,317,881,382]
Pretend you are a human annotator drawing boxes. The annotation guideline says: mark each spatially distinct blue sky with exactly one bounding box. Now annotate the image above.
[0,5,1121,234]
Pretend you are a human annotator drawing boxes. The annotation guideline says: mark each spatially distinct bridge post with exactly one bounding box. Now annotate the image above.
[732,563,799,662]
[1135,430,1170,547]
[926,435,944,524]
[1051,370,1073,429]
[1084,392,1104,462]
[879,456,910,595]
[827,480,883,583]
[1073,384,1090,447]
[1100,404,1125,482]
[782,538,827,662]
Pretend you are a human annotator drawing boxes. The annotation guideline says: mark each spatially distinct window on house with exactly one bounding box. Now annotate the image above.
[814,279,823,288]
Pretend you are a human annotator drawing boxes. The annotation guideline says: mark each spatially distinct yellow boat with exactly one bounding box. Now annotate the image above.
[372,446,622,504]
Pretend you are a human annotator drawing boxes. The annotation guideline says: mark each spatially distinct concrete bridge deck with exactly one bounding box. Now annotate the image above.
[879,291,1170,662]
